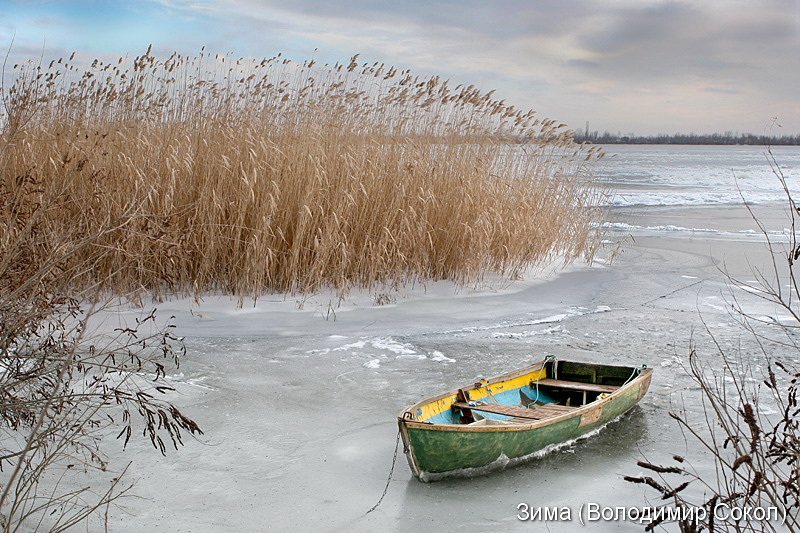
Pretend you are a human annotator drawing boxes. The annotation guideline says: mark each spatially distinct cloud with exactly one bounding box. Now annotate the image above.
[567,59,599,69]
[3,0,798,134]
[701,87,743,95]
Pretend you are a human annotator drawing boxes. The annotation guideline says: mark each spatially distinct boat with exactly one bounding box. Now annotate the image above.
[397,357,652,481]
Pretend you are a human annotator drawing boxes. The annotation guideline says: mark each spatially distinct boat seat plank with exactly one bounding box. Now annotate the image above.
[536,403,576,413]
[508,417,536,424]
[535,378,618,394]
[452,402,575,420]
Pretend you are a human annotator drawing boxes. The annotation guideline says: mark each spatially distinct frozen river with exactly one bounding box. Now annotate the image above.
[99,145,800,532]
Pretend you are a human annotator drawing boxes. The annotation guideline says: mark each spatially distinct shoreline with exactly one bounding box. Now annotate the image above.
[94,257,594,339]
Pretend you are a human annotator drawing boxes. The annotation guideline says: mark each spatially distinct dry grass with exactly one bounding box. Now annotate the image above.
[0,48,602,301]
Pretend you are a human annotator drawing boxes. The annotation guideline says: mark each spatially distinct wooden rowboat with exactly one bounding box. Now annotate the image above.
[397,357,652,481]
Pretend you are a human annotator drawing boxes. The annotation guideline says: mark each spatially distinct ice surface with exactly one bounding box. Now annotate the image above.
[597,145,800,207]
[57,145,800,532]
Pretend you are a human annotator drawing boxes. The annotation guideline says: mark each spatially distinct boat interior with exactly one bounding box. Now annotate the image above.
[413,359,640,426]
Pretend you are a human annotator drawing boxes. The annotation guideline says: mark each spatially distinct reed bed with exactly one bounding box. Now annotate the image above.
[0,48,602,300]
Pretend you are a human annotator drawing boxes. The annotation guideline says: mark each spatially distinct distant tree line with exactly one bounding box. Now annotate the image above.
[571,130,800,145]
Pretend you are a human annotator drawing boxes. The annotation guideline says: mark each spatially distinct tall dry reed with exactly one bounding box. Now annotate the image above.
[0,47,602,300]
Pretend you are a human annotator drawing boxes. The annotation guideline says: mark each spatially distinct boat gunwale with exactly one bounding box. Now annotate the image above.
[397,361,652,434]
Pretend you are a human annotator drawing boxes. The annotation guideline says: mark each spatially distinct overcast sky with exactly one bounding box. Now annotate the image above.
[2,0,798,135]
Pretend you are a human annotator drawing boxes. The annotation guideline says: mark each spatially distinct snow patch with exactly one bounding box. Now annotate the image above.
[429,351,456,363]
[603,222,721,233]
[333,340,367,351]
[493,325,562,339]
[165,373,216,391]
[660,356,684,368]
[370,337,417,355]
[443,306,614,336]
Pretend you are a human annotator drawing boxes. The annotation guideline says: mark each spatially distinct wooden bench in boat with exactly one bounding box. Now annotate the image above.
[532,378,620,407]
[535,378,618,394]
[452,401,576,420]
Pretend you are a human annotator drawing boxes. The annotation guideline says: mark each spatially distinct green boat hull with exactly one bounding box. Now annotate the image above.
[398,360,652,480]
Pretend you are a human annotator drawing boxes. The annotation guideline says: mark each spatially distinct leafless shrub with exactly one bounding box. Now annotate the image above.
[0,148,201,530]
[627,151,800,532]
